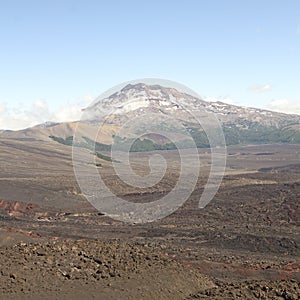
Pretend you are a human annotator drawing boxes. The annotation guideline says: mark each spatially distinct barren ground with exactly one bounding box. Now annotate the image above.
[0,138,299,299]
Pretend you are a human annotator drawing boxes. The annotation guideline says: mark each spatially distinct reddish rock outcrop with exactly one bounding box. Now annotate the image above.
[0,199,38,218]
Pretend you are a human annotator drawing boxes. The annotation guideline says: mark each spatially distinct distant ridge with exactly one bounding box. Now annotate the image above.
[1,83,300,147]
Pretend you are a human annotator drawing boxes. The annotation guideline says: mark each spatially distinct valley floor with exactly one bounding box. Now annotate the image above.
[0,141,299,299]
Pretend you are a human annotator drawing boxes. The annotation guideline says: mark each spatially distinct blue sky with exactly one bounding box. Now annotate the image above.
[0,0,300,129]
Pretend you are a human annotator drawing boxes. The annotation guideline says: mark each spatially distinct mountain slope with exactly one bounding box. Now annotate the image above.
[1,83,300,148]
[0,121,119,144]
[85,83,299,127]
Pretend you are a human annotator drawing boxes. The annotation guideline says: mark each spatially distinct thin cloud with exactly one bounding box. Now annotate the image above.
[250,84,272,92]
[0,103,7,115]
[0,96,94,131]
[0,101,50,130]
[266,99,300,115]
[52,102,85,123]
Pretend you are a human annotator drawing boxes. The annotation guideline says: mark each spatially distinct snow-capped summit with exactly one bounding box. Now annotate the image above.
[83,83,300,128]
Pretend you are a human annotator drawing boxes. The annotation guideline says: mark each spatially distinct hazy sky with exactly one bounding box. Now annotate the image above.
[1,0,300,130]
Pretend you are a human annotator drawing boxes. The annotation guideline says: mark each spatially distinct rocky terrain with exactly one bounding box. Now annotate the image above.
[0,140,299,298]
[0,239,215,299]
[0,83,299,298]
[84,83,299,128]
[189,280,300,299]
